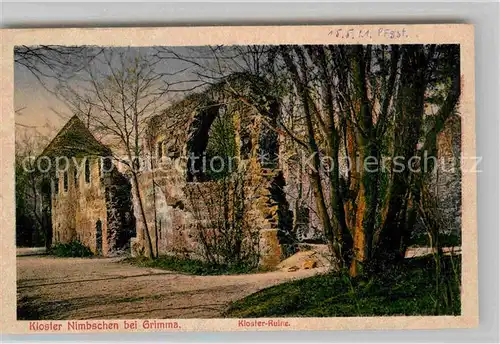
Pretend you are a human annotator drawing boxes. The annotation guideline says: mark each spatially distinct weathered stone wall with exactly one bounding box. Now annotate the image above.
[52,158,135,256]
[133,156,290,268]
[280,150,327,242]
[430,115,462,238]
[131,158,198,258]
[51,170,78,244]
[132,76,298,267]
[104,168,136,256]
[52,158,107,254]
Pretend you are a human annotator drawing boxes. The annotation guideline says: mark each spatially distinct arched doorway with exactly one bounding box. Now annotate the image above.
[96,219,102,255]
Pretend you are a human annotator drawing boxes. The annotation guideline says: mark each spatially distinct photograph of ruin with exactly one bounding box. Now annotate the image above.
[16,44,462,320]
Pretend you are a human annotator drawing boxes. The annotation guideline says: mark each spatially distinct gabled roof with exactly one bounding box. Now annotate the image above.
[39,115,111,159]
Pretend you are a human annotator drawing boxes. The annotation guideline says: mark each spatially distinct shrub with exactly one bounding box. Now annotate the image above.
[125,255,262,275]
[184,170,261,270]
[50,240,93,257]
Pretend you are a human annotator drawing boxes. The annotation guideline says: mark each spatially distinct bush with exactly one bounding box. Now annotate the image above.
[184,171,261,270]
[125,255,262,275]
[50,240,93,257]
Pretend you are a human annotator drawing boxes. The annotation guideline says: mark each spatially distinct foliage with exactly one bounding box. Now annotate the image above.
[15,131,51,248]
[50,240,93,257]
[205,106,238,181]
[185,168,262,270]
[173,44,462,277]
[125,255,267,276]
[224,256,461,317]
[16,162,43,247]
[15,44,462,282]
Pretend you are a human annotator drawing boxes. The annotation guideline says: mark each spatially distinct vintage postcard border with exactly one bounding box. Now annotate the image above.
[1,24,477,334]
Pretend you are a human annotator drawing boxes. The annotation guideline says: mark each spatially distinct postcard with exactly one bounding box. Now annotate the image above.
[0,24,477,334]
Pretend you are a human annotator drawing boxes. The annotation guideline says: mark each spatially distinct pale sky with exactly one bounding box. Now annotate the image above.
[15,62,68,138]
[14,46,214,149]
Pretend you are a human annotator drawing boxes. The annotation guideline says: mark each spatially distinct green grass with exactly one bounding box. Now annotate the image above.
[125,255,265,276]
[224,256,461,317]
[50,240,93,257]
[409,232,461,248]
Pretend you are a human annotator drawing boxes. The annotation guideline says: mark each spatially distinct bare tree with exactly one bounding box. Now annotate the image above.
[54,85,96,129]
[14,45,102,88]
[71,48,166,259]
[160,44,461,276]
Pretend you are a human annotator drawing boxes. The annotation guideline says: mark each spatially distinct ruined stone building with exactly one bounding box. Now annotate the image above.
[437,115,462,239]
[40,116,135,256]
[37,76,297,267]
[38,73,462,267]
[133,75,296,268]
[421,114,462,241]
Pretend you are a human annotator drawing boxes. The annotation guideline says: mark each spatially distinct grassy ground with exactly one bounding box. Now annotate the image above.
[224,256,461,317]
[125,255,264,275]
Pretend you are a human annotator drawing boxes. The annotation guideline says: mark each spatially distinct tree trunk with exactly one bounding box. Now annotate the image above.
[348,45,380,276]
[374,45,430,266]
[315,46,354,268]
[280,46,344,269]
[131,171,154,259]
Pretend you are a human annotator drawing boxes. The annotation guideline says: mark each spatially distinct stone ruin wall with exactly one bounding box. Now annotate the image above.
[103,168,137,255]
[429,115,462,239]
[52,158,108,254]
[133,158,288,268]
[132,78,460,264]
[52,157,135,256]
[132,84,293,268]
[114,92,462,263]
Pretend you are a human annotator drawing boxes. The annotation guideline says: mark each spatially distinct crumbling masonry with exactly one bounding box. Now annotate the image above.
[40,116,136,256]
[132,75,296,268]
[42,74,461,267]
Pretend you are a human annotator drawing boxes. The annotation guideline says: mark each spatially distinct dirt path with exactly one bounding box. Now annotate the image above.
[17,256,326,320]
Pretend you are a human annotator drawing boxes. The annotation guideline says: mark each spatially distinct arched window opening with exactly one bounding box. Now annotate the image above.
[73,167,78,188]
[85,159,91,184]
[186,105,219,182]
[102,156,113,172]
[63,171,68,192]
[186,104,239,182]
[95,219,102,255]
[157,141,164,160]
[54,175,59,194]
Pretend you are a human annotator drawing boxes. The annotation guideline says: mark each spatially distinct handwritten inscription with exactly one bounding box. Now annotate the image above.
[329,28,408,40]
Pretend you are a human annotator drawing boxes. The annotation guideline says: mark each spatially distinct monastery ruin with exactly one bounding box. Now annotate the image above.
[40,73,461,268]
[39,116,136,256]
